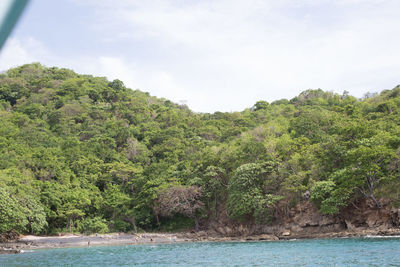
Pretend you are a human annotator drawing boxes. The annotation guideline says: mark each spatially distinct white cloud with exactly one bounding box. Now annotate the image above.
[0,38,41,70]
[5,0,400,112]
[72,0,400,112]
[70,56,193,106]
[0,37,191,107]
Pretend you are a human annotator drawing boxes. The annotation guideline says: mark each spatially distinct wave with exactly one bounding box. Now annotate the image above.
[20,250,35,253]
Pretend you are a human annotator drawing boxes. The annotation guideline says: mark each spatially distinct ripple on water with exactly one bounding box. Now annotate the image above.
[0,237,400,266]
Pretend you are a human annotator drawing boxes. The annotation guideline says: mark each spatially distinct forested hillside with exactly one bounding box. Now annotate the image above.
[0,63,399,235]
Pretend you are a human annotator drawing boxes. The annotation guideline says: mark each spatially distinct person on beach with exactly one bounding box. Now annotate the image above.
[88,240,90,247]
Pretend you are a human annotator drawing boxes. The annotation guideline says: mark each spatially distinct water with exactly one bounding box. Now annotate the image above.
[1,237,400,266]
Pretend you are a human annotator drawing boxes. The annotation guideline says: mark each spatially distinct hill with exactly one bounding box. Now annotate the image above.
[0,63,399,235]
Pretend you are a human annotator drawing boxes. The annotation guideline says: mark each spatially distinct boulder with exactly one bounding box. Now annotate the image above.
[0,248,20,254]
[282,230,291,236]
[257,234,279,241]
[196,231,207,237]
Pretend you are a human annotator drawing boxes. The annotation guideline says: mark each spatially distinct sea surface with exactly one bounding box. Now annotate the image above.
[1,237,400,266]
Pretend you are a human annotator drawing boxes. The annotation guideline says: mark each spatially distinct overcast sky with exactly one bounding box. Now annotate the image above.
[0,0,399,112]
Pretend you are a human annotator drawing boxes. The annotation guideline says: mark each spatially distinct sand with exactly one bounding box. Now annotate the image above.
[12,233,184,250]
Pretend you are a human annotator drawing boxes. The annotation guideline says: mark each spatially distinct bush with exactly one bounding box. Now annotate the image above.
[160,215,193,232]
[310,180,336,205]
[111,219,130,232]
[78,217,108,234]
[310,180,350,215]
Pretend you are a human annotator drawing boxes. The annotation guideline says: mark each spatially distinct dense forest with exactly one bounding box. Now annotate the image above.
[0,63,399,235]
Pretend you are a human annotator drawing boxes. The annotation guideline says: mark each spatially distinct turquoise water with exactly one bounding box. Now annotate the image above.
[1,237,400,266]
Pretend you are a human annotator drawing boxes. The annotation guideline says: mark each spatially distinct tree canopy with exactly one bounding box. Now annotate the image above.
[0,63,399,234]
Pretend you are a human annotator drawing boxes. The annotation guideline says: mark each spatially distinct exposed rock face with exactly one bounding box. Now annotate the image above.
[390,208,400,226]
[207,199,400,239]
[289,201,339,227]
[274,201,344,238]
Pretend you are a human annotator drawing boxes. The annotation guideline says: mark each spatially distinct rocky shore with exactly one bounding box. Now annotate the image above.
[1,227,400,255]
[1,199,400,254]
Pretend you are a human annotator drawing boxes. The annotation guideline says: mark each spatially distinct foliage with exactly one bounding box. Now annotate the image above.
[227,162,283,223]
[0,187,28,233]
[78,217,109,234]
[310,180,349,214]
[0,63,399,234]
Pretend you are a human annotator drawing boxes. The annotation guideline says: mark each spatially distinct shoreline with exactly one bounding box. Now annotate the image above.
[1,228,400,253]
[4,233,185,251]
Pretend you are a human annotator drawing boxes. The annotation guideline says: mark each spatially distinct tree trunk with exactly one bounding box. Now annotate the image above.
[370,194,381,210]
[133,218,137,233]
[155,213,160,226]
[153,200,160,226]
[194,216,199,232]
[126,216,138,233]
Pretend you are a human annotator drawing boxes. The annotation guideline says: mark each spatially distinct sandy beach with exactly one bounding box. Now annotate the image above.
[0,233,186,252]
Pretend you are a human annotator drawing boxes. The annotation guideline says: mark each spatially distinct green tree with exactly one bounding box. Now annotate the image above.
[344,145,397,208]
[227,162,282,223]
[0,187,27,233]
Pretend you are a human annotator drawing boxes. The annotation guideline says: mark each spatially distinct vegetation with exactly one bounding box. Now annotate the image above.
[0,63,399,234]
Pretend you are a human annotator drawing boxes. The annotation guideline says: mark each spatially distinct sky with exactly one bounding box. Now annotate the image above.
[0,0,400,113]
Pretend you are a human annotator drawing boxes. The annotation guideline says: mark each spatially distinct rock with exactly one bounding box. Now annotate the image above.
[237,225,249,236]
[294,211,321,227]
[377,223,390,231]
[390,208,400,226]
[366,217,377,228]
[245,234,279,241]
[282,230,291,236]
[318,216,336,226]
[0,230,20,243]
[303,190,310,200]
[290,224,303,233]
[257,234,279,241]
[196,231,207,237]
[224,226,233,236]
[260,225,281,235]
[216,227,226,235]
[0,249,20,254]
[345,220,356,231]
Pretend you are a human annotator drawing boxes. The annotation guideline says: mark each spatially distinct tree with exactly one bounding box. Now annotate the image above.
[253,101,269,111]
[0,187,27,233]
[344,145,397,209]
[309,179,350,215]
[102,184,130,221]
[60,189,91,232]
[156,185,204,231]
[19,195,47,234]
[202,166,226,216]
[227,162,282,223]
